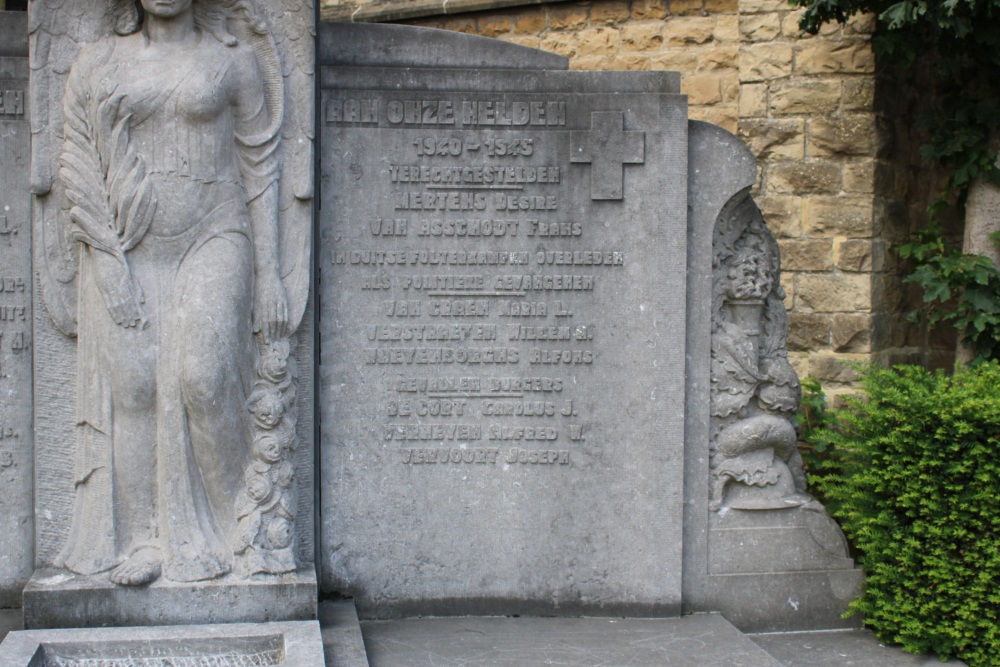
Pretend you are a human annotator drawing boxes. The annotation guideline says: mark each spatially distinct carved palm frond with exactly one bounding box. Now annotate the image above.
[60,78,156,261]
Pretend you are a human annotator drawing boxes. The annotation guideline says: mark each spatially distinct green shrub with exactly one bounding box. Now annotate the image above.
[817,363,1000,666]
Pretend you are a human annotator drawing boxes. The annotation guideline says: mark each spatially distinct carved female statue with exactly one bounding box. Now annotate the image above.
[53,0,300,585]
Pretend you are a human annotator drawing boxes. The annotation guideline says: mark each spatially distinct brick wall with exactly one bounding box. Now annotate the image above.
[324,0,915,398]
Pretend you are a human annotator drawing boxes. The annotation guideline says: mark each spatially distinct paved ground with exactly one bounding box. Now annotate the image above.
[750,629,967,667]
[0,606,968,666]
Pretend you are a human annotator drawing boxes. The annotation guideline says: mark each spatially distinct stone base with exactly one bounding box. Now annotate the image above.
[360,614,783,667]
[21,566,317,629]
[701,504,864,632]
[0,620,325,667]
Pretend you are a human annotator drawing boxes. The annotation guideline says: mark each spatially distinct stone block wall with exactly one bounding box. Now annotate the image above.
[324,0,927,398]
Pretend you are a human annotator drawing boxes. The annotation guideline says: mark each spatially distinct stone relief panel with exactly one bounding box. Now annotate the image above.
[29,0,313,586]
[709,191,809,512]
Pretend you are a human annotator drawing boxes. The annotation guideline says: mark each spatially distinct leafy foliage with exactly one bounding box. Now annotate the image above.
[815,363,1000,666]
[901,225,1000,362]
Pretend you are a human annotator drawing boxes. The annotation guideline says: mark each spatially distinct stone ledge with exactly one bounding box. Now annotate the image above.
[321,0,572,23]
[0,621,326,667]
[22,566,317,629]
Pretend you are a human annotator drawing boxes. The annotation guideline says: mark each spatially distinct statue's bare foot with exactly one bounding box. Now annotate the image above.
[109,548,162,586]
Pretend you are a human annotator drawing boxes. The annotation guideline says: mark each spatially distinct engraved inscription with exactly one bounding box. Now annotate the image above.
[326,90,649,474]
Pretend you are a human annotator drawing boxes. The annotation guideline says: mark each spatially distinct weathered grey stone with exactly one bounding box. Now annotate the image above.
[752,629,969,666]
[0,10,31,610]
[22,568,317,629]
[28,0,316,625]
[0,621,325,667]
[320,26,688,618]
[360,614,784,667]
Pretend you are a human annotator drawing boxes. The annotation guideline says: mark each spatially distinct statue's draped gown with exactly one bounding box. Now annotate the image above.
[55,32,278,582]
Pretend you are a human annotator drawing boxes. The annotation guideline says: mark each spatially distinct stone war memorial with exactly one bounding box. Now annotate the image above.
[0,2,867,665]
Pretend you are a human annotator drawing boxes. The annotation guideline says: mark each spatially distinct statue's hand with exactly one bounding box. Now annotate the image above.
[254,268,289,342]
[92,249,145,328]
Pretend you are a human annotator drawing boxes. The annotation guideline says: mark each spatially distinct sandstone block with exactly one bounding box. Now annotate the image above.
[739,43,793,82]
[770,79,841,115]
[766,161,841,194]
[698,45,739,71]
[512,12,547,34]
[780,271,796,309]
[739,82,768,117]
[571,55,617,70]
[612,53,653,70]
[651,49,699,71]
[669,0,705,16]
[477,15,513,37]
[795,39,874,75]
[846,12,876,34]
[704,0,739,11]
[781,10,807,37]
[665,16,716,44]
[834,238,872,272]
[577,27,622,57]
[592,1,631,24]
[715,15,740,40]
[501,34,541,49]
[797,273,872,312]
[809,354,864,384]
[721,72,740,103]
[549,5,589,29]
[622,22,665,51]
[683,73,723,105]
[779,239,834,271]
[843,78,875,111]
[631,0,669,20]
[788,352,810,380]
[691,106,738,133]
[788,313,832,351]
[740,0,791,13]
[541,32,580,58]
[843,159,874,193]
[740,13,781,42]
[803,197,873,236]
[832,314,873,353]
[809,114,876,157]
[758,195,803,238]
[738,118,805,159]
[440,17,477,34]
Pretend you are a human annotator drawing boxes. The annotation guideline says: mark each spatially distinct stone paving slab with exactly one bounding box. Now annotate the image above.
[750,629,968,667]
[360,613,783,667]
[320,601,370,667]
[0,620,325,667]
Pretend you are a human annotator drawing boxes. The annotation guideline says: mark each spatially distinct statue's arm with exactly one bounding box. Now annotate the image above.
[234,47,288,342]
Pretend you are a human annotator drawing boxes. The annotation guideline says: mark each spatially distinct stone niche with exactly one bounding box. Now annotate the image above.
[318,23,862,629]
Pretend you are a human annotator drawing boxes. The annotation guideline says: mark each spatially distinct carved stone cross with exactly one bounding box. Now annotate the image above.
[570,111,645,200]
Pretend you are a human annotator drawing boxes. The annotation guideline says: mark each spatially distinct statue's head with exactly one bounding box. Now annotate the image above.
[112,0,266,42]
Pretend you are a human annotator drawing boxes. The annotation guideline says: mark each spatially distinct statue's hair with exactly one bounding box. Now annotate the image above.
[113,0,267,44]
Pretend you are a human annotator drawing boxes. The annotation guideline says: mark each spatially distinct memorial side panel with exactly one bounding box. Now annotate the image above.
[0,55,33,607]
[320,81,688,614]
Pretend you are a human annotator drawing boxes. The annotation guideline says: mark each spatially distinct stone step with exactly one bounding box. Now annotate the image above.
[0,605,969,667]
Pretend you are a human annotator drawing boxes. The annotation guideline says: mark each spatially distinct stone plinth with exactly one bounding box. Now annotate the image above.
[22,567,317,629]
[0,621,325,667]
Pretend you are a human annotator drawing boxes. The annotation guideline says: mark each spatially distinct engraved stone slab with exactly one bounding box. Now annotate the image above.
[319,45,688,616]
[0,10,31,609]
[0,621,326,667]
[359,614,784,667]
